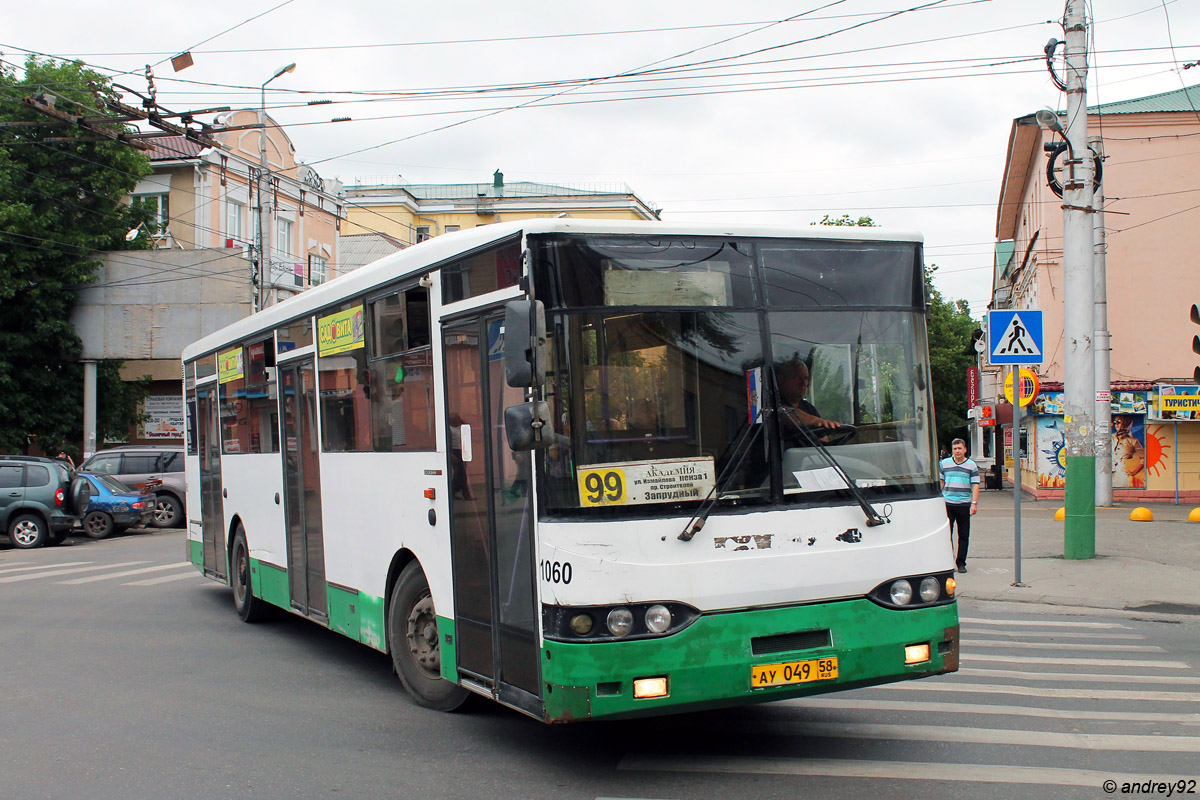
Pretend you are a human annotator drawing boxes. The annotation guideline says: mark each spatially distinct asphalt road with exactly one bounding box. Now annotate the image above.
[1,529,1197,800]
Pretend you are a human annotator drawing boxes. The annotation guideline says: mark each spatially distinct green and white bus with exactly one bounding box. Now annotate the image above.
[182,219,959,723]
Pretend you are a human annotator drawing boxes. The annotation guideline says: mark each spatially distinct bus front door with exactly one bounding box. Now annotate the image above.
[196,385,227,580]
[280,358,327,620]
[444,314,541,714]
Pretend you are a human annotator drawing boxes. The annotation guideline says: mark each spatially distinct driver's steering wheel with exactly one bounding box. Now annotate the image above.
[813,424,857,446]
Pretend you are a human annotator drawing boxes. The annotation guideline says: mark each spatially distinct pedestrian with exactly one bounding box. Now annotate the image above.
[56,450,75,470]
[939,438,979,574]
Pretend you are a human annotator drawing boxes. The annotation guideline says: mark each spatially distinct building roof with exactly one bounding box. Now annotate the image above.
[349,180,640,200]
[145,135,206,161]
[1089,83,1200,115]
[337,232,405,273]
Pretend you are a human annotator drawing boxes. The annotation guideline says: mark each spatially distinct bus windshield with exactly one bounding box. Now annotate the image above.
[532,234,939,516]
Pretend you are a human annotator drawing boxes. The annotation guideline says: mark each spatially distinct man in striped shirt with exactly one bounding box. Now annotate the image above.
[939,438,980,574]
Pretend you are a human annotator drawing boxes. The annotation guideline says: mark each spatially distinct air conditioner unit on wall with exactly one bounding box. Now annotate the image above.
[993,287,1013,307]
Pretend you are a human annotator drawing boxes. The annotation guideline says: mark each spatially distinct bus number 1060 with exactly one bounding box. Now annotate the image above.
[539,560,572,584]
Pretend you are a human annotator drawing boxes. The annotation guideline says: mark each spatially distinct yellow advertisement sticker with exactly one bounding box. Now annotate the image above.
[217,347,243,384]
[317,305,366,356]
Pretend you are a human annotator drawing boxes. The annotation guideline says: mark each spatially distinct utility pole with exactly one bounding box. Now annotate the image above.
[257,63,296,312]
[1091,135,1112,507]
[1061,0,1097,557]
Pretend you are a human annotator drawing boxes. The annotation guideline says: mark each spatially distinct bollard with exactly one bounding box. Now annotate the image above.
[1054,507,1066,521]
[1129,507,1154,522]
[1189,508,1200,522]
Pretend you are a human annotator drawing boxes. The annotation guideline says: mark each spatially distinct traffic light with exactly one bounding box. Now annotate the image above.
[1193,304,1200,383]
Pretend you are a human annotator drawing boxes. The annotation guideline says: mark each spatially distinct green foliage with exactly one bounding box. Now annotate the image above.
[0,57,154,453]
[813,214,878,227]
[925,265,978,448]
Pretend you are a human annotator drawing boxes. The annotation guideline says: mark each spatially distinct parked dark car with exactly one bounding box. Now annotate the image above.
[0,456,92,548]
[79,446,185,529]
[78,473,155,540]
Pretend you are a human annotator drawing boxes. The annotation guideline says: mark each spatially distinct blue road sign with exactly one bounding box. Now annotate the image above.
[987,310,1044,365]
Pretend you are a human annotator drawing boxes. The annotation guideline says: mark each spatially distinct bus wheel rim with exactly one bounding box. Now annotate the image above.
[405,592,440,678]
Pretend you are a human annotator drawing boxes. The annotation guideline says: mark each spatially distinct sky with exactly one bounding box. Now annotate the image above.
[2,0,1198,316]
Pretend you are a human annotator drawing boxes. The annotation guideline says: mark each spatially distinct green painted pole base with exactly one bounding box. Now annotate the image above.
[1064,455,1096,559]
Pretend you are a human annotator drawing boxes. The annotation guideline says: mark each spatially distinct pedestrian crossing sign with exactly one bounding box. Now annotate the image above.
[987,310,1044,365]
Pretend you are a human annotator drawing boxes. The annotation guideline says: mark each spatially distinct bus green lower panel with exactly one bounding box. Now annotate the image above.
[438,615,457,682]
[541,599,958,722]
[327,584,361,641]
[250,559,290,610]
[188,540,202,570]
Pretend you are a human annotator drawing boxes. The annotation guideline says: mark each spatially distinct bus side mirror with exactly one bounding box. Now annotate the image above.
[504,299,546,388]
[505,401,554,451]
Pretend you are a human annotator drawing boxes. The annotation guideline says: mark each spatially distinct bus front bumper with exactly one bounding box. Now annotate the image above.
[540,598,958,723]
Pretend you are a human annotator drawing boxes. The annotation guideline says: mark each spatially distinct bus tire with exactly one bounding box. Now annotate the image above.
[231,526,270,623]
[388,562,469,712]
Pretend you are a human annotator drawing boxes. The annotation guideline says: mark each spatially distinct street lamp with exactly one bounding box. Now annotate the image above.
[257,62,296,311]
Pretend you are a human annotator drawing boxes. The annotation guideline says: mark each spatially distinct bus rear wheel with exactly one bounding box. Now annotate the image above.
[388,562,469,712]
[232,527,270,623]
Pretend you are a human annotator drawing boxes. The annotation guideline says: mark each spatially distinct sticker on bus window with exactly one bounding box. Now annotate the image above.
[577,457,715,507]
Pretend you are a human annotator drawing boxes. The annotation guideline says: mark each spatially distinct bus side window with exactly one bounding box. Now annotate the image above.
[368,287,435,452]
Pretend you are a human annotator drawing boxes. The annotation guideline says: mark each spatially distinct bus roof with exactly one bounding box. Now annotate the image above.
[181,218,923,361]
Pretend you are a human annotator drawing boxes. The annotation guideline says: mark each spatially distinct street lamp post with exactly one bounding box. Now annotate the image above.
[256,62,296,312]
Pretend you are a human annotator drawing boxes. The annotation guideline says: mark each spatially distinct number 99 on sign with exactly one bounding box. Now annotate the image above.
[578,468,626,506]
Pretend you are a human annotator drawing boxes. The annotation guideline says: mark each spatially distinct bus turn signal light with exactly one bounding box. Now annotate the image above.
[905,644,931,665]
[633,676,669,699]
[945,577,957,596]
[424,488,436,499]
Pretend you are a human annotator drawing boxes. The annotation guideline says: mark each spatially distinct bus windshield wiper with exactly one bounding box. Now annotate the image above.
[678,411,764,541]
[780,406,889,528]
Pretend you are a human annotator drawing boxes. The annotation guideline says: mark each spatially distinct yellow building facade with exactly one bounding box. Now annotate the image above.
[343,170,659,246]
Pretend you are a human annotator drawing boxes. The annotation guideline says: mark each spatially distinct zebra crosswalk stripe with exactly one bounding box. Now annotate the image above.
[0,561,149,583]
[59,562,195,585]
[0,561,90,575]
[124,571,206,586]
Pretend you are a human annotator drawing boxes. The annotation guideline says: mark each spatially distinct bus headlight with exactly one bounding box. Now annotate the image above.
[607,608,634,636]
[569,613,594,635]
[919,577,941,603]
[889,579,913,606]
[644,604,672,633]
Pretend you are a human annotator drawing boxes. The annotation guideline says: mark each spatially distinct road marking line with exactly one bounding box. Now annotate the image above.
[0,561,90,575]
[618,756,1185,787]
[880,681,1200,703]
[957,667,1200,685]
[964,653,1188,668]
[784,697,1200,724]
[965,640,1163,652]
[0,561,148,583]
[959,617,1129,629]
[59,562,195,585]
[124,571,206,586]
[965,631,1146,640]
[636,721,1199,752]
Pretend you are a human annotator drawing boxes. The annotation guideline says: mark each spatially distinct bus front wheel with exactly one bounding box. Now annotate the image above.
[388,562,469,712]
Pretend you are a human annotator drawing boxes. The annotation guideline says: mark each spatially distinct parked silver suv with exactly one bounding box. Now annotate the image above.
[79,446,186,529]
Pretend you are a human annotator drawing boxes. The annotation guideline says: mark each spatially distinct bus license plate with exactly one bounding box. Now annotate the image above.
[751,657,838,688]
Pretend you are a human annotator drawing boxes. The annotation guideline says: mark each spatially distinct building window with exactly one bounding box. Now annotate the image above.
[135,193,169,233]
[276,217,293,257]
[225,201,244,243]
[445,225,460,234]
[415,226,430,243]
[309,254,328,286]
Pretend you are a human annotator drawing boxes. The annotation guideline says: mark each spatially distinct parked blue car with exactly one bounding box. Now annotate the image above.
[78,473,155,540]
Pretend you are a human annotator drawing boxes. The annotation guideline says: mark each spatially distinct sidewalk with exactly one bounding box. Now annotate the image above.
[952,486,1200,616]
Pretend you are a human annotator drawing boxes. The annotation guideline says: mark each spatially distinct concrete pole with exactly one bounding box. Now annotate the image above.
[1091,135,1112,507]
[82,360,98,460]
[257,93,270,313]
[1062,0,1096,558]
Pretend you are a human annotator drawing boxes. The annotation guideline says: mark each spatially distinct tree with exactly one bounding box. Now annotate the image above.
[0,57,155,457]
[925,265,978,448]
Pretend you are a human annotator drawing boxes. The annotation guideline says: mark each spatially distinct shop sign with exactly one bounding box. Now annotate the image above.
[1153,384,1200,421]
